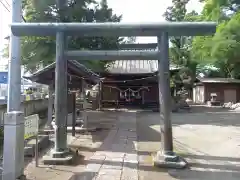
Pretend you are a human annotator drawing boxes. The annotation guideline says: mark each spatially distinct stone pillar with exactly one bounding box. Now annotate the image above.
[158,32,173,153]
[2,0,25,179]
[54,31,68,152]
[43,0,73,165]
[154,32,187,169]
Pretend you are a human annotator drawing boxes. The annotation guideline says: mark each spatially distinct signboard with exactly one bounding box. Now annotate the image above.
[0,72,8,84]
[24,114,39,140]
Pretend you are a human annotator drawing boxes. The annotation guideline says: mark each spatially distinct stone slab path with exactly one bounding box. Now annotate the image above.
[75,111,138,180]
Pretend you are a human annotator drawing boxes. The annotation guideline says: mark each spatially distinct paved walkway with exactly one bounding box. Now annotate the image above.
[75,111,138,180]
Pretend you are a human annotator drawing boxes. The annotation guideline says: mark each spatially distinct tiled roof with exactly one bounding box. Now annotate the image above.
[197,78,240,84]
[23,60,100,85]
[106,60,180,74]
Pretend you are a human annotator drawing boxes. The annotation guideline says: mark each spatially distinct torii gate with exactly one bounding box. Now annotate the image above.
[3,0,216,179]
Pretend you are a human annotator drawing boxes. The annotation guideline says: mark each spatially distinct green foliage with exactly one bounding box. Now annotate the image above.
[4,0,133,73]
[164,0,190,66]
[164,0,198,90]
[191,0,240,78]
[0,128,3,147]
[201,0,240,16]
[211,13,240,78]
[164,0,240,80]
[191,36,213,64]
[0,128,3,137]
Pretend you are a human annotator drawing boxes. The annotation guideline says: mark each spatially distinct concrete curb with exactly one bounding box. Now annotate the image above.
[42,151,77,165]
[39,127,97,135]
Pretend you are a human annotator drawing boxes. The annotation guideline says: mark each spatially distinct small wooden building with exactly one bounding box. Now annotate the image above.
[98,60,180,109]
[193,78,240,104]
[24,60,99,86]
[24,60,100,111]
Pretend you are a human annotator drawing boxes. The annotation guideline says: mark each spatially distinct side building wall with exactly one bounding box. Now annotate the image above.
[193,83,240,104]
[204,83,240,103]
[193,85,205,104]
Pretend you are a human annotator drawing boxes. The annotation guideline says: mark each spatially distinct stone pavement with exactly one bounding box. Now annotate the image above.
[137,109,240,180]
[25,107,240,180]
[77,111,138,180]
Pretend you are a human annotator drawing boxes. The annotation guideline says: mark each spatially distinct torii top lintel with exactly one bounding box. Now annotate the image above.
[11,22,216,37]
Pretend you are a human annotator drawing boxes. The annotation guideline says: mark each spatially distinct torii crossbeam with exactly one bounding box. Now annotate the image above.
[11,22,216,36]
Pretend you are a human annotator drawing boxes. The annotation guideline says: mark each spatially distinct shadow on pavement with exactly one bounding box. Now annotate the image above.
[186,154,240,162]
[138,107,240,129]
[167,153,240,180]
[69,171,97,180]
[169,168,240,180]
[136,112,161,142]
[136,110,240,180]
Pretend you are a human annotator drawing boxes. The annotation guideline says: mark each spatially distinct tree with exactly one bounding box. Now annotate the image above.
[4,0,127,73]
[164,0,189,66]
[211,12,240,78]
[164,0,198,93]
[201,0,240,17]
[191,0,240,78]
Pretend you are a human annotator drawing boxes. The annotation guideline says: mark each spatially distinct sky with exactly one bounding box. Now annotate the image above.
[107,0,204,43]
[0,0,203,65]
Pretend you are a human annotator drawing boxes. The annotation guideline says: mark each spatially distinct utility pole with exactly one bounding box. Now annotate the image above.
[2,0,25,179]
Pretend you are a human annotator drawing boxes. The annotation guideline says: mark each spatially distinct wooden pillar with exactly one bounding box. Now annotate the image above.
[72,92,76,136]
[47,84,54,126]
[142,90,145,105]
[81,79,87,128]
[98,81,103,110]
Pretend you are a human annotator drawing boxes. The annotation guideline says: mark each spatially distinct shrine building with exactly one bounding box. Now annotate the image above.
[97,60,180,110]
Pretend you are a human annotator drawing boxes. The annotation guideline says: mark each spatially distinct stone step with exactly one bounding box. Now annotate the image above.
[24,135,50,157]
[39,127,97,135]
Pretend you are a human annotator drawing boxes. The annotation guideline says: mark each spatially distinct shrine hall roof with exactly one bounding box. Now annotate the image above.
[23,60,100,86]
[196,78,240,84]
[106,60,180,74]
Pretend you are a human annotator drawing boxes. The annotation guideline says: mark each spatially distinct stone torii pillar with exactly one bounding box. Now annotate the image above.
[155,32,180,168]
[46,0,69,163]
[9,20,216,170]
[2,0,24,179]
